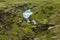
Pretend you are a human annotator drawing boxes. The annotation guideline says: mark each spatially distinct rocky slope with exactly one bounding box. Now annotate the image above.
[0,0,60,40]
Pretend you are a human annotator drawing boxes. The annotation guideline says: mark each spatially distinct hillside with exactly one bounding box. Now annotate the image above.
[0,0,60,40]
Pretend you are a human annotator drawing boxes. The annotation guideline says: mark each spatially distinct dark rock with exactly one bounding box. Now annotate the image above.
[32,24,55,33]
[40,24,55,32]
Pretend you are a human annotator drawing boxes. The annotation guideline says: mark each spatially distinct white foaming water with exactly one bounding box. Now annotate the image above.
[23,9,37,24]
[23,9,33,19]
[32,20,37,24]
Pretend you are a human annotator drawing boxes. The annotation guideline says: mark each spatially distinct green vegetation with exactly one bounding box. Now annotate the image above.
[0,0,60,40]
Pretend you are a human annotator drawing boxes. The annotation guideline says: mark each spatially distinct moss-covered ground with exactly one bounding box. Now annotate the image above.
[0,0,60,40]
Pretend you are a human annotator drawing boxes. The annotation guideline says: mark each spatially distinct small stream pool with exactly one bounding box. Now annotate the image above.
[23,9,37,24]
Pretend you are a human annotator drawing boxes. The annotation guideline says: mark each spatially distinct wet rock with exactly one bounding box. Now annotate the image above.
[32,24,55,33]
[40,24,55,31]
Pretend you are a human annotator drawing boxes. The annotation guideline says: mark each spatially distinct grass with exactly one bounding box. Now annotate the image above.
[0,0,60,40]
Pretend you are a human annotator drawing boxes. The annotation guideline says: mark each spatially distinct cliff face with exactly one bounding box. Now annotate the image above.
[0,0,60,40]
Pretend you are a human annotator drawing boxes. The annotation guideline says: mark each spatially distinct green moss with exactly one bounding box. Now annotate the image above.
[0,0,60,40]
